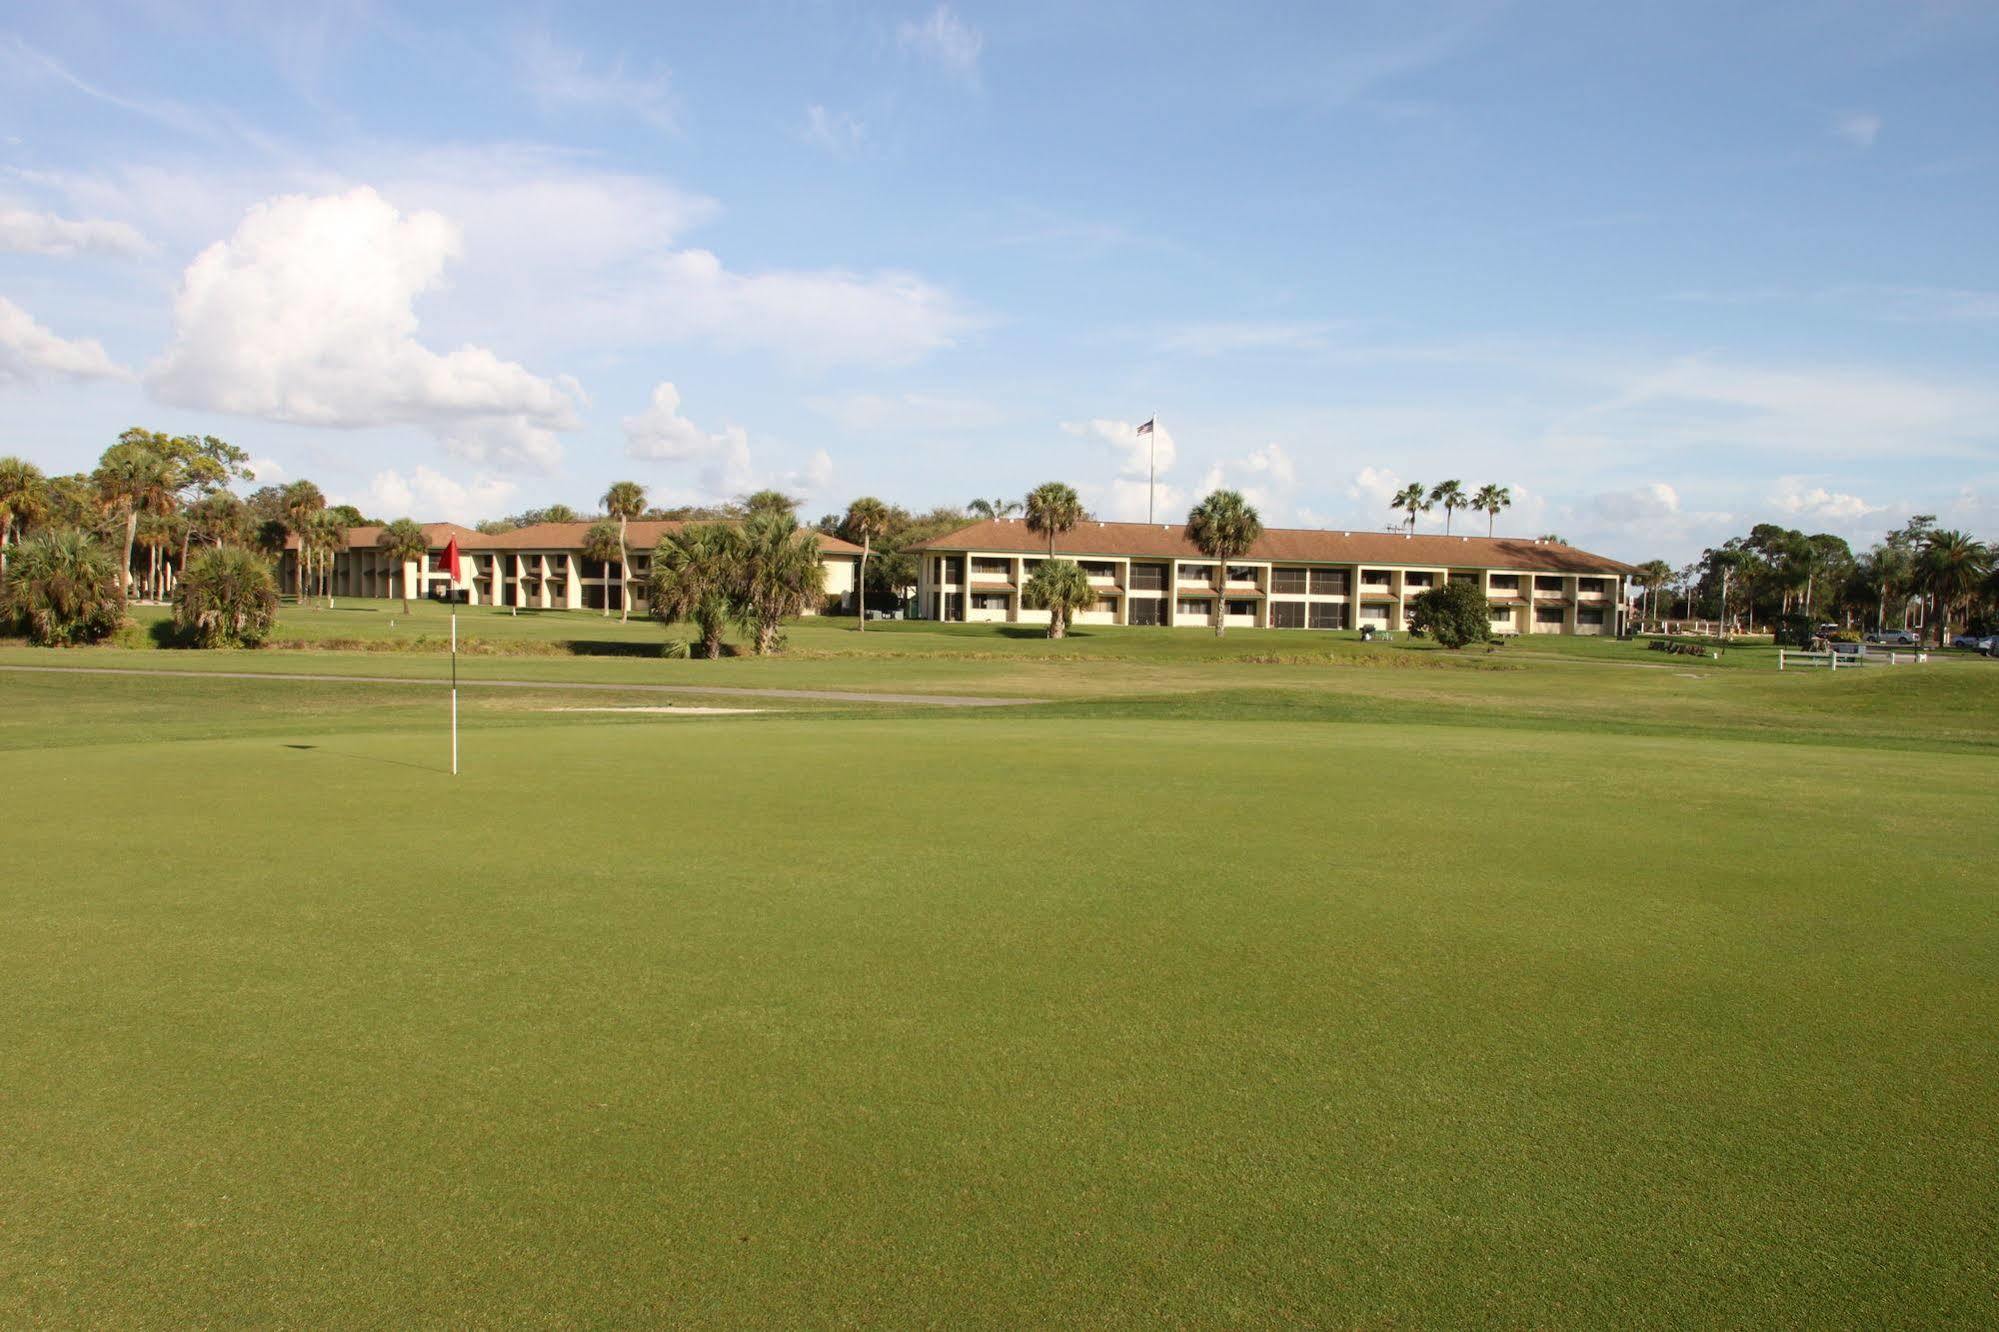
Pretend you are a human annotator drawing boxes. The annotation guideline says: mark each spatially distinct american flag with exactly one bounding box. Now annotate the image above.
[1136,418,1154,435]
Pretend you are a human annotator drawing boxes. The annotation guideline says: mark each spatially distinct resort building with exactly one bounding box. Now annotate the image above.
[911,519,1635,636]
[293,520,863,614]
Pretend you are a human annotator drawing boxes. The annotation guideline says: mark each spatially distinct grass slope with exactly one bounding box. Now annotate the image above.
[2,671,1994,1325]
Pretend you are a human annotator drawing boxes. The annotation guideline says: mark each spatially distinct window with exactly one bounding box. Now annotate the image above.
[1577,607,1605,626]
[1358,604,1389,624]
[1226,565,1259,584]
[1360,569,1391,588]
[1226,600,1258,618]
[971,558,1009,578]
[1080,560,1116,580]
[1535,575,1564,591]
[1176,599,1210,618]
[1489,606,1512,621]
[1129,597,1164,625]
[1310,569,1349,596]
[1448,572,1475,586]
[1271,600,1306,628]
[1309,603,1347,630]
[1489,575,1519,591]
[971,593,1009,612]
[1178,564,1216,585]
[1404,573,1434,589]
[1535,606,1564,624]
[1271,568,1307,594]
[935,557,962,583]
[1129,563,1168,591]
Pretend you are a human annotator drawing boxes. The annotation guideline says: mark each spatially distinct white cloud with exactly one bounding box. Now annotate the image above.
[622,381,756,495]
[1590,481,1682,524]
[361,466,518,524]
[1088,477,1187,524]
[0,295,126,383]
[636,248,977,365]
[1347,465,1406,512]
[801,104,866,154]
[1063,416,1177,479]
[244,455,285,484]
[148,187,581,470]
[1196,443,1298,520]
[898,5,983,81]
[518,33,675,132]
[1771,478,1883,523]
[0,207,150,257]
[1833,110,1881,149]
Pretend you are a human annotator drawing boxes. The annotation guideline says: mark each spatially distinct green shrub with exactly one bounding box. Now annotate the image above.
[1407,581,1494,650]
[170,546,279,647]
[1,529,125,646]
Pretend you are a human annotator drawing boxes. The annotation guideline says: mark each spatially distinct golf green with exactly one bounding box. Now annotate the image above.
[3,670,1993,1325]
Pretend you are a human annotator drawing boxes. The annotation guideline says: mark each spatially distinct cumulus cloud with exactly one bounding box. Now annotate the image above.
[1347,465,1406,512]
[362,466,518,524]
[0,295,126,383]
[623,381,756,495]
[1832,110,1881,148]
[1063,416,1177,479]
[1198,443,1298,518]
[899,5,983,81]
[1771,478,1883,522]
[0,207,150,257]
[636,248,977,365]
[1590,481,1683,524]
[148,187,581,470]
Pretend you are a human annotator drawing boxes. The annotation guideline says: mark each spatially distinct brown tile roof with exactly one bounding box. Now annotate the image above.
[968,580,1016,592]
[312,520,861,556]
[911,518,1634,575]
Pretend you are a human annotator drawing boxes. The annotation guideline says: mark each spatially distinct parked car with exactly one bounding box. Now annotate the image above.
[1950,633,1996,651]
[1865,629,1919,646]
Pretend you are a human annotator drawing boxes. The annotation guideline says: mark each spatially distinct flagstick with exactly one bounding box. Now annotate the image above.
[450,609,459,777]
[1148,412,1157,524]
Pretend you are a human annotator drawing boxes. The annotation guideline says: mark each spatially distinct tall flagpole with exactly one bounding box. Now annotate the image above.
[1148,413,1156,524]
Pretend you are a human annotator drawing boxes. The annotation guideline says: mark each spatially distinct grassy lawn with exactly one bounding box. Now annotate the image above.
[3,636,1995,1324]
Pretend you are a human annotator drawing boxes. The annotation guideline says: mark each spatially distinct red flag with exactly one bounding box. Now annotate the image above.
[443,536,463,583]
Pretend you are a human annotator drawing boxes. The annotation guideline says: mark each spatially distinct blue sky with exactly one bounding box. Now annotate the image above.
[1,0,1995,561]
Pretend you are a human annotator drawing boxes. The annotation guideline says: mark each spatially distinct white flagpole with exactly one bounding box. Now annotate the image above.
[450,609,459,776]
[1147,413,1157,524]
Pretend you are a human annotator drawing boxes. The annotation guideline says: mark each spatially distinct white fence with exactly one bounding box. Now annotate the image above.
[1778,647,1928,671]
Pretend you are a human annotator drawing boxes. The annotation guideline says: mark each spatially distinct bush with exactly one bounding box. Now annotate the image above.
[1,529,125,646]
[1773,613,1818,648]
[170,546,279,647]
[1407,581,1494,650]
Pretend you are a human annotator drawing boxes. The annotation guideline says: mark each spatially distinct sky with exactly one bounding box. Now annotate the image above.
[1,0,1995,563]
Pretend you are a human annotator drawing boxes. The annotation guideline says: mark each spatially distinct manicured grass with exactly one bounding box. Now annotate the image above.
[2,666,1995,1324]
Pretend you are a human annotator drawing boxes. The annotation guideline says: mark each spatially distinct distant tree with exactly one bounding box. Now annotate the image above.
[740,489,800,521]
[1635,559,1674,625]
[0,456,50,582]
[581,521,625,618]
[170,546,279,647]
[1407,580,1494,649]
[841,496,892,630]
[601,480,648,624]
[1023,558,1094,640]
[93,440,178,605]
[648,524,738,659]
[1429,479,1468,535]
[1537,533,1566,545]
[1917,530,1991,648]
[1471,483,1511,537]
[326,503,369,529]
[734,512,826,655]
[374,518,430,613]
[135,510,175,600]
[302,508,343,606]
[968,497,1021,519]
[0,529,124,646]
[185,491,248,551]
[1024,481,1084,558]
[475,518,520,536]
[1186,489,1264,638]
[279,480,326,605]
[1391,482,1430,532]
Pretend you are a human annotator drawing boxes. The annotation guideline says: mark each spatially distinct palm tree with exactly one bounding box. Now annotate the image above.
[842,496,892,631]
[740,489,800,521]
[1390,482,1430,532]
[968,497,1020,519]
[0,528,124,645]
[93,441,177,605]
[171,546,279,647]
[1024,482,1084,558]
[279,479,326,605]
[0,456,49,583]
[1916,530,1991,648]
[648,524,739,659]
[1635,559,1674,626]
[734,512,826,655]
[1023,559,1094,639]
[1471,483,1511,537]
[1186,488,1264,639]
[581,520,624,617]
[375,518,430,613]
[186,491,247,551]
[1429,480,1468,535]
[303,509,343,606]
[135,510,173,601]
[601,480,648,624]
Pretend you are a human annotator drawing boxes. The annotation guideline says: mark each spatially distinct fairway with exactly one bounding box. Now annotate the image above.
[4,655,1995,1326]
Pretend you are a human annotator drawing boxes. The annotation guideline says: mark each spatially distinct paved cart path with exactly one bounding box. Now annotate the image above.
[0,663,1043,708]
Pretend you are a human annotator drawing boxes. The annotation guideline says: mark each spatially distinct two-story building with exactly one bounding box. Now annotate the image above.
[910,520,1634,635]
